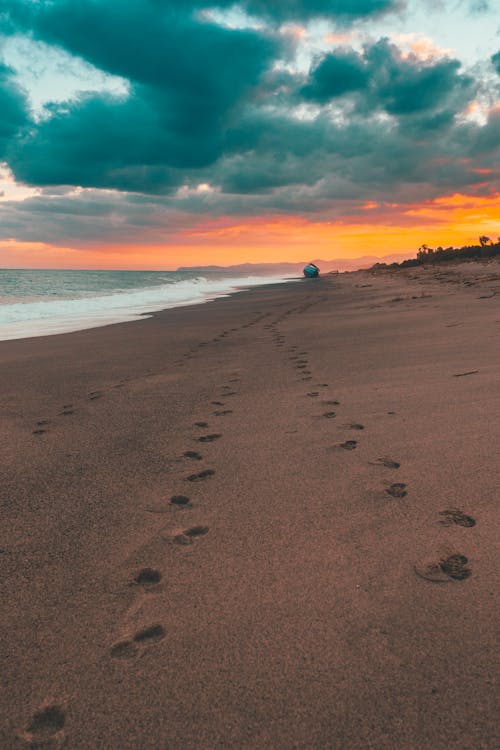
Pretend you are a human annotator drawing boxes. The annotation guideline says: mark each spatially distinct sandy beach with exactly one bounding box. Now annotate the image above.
[1,260,498,749]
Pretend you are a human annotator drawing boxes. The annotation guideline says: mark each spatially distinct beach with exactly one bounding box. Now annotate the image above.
[1,260,498,749]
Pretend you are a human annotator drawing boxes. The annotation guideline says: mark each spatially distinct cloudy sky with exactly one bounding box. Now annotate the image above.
[0,0,499,269]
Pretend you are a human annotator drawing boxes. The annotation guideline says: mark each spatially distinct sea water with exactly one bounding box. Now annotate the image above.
[0,268,296,341]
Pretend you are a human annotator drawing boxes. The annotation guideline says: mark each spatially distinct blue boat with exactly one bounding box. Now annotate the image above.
[303,263,319,278]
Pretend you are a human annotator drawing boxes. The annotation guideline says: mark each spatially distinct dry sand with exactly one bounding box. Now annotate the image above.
[0,260,498,749]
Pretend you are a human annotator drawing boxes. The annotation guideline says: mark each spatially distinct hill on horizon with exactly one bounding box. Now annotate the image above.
[177,253,412,275]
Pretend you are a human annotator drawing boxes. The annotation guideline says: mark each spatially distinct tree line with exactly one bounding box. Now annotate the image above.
[372,236,500,269]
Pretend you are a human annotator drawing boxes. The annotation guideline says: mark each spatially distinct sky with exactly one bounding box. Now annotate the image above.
[0,0,499,269]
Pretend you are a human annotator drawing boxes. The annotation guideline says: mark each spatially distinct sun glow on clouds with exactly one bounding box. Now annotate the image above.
[0,164,39,201]
[0,1,498,270]
[2,192,498,270]
[390,33,454,61]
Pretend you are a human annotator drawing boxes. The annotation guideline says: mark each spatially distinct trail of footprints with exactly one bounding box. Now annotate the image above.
[29,316,258,699]
[267,297,476,588]
[31,310,269,436]
[30,303,312,437]
[106,370,243,665]
[105,301,324,668]
[23,295,477,743]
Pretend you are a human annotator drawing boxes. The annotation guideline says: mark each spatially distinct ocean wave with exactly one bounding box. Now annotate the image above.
[0,274,295,341]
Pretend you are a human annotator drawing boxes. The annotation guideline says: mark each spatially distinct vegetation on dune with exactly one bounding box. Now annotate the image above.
[372,237,500,269]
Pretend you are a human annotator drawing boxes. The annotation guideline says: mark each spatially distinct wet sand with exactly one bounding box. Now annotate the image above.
[1,260,498,749]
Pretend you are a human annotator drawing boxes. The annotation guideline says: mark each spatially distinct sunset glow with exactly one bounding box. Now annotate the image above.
[2,191,498,270]
[0,0,499,270]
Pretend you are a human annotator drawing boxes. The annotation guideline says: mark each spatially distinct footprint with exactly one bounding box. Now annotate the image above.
[33,429,47,435]
[133,623,166,645]
[323,400,340,406]
[439,509,476,528]
[36,420,50,426]
[414,554,471,582]
[301,377,313,381]
[183,451,202,460]
[222,391,238,397]
[317,384,329,388]
[60,409,74,416]
[307,392,319,397]
[196,434,221,443]
[22,703,66,747]
[195,421,208,428]
[173,525,210,545]
[386,483,407,498]
[186,469,215,482]
[133,568,162,588]
[89,391,103,400]
[340,440,357,450]
[110,640,140,659]
[440,554,471,580]
[371,457,401,469]
[111,624,164,660]
[211,401,224,406]
[343,423,364,430]
[213,410,233,416]
[323,412,336,419]
[170,495,191,506]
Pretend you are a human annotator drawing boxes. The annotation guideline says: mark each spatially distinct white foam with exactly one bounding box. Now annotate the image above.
[0,274,297,341]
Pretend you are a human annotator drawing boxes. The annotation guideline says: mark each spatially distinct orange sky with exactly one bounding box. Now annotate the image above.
[1,191,499,269]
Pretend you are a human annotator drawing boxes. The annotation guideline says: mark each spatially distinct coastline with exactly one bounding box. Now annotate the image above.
[0,272,298,342]
[1,260,498,749]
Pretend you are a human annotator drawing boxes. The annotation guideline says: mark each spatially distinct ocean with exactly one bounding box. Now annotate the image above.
[0,268,296,341]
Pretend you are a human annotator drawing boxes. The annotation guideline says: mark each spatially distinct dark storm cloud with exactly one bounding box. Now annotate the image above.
[492,51,500,75]
[148,0,401,21]
[210,101,498,203]
[233,0,401,21]
[2,0,285,191]
[16,0,279,95]
[467,105,500,155]
[0,0,498,244]
[0,62,28,157]
[0,189,182,244]
[365,40,472,115]
[301,50,368,101]
[8,93,173,192]
[303,39,475,119]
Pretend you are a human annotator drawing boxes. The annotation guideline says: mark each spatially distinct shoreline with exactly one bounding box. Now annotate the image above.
[1,260,498,749]
[0,272,299,342]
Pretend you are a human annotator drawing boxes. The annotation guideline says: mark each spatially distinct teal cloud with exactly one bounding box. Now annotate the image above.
[302,39,474,120]
[0,62,28,157]
[2,0,282,190]
[0,0,498,216]
[302,51,369,101]
[492,51,500,75]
